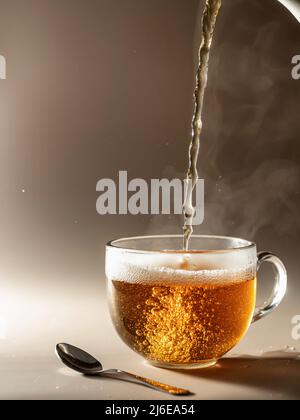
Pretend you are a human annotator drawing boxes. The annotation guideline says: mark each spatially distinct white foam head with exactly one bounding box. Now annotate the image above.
[106,247,256,285]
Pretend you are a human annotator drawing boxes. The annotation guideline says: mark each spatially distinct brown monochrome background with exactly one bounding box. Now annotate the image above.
[0,0,299,399]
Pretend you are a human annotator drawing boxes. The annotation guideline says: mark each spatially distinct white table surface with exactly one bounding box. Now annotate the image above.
[0,282,299,400]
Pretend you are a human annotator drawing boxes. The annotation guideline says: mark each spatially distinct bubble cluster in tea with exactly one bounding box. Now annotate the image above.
[108,254,256,366]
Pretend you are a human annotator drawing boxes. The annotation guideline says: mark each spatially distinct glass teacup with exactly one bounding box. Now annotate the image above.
[106,235,287,369]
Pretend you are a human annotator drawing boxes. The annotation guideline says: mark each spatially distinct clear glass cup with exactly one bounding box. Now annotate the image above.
[106,235,287,369]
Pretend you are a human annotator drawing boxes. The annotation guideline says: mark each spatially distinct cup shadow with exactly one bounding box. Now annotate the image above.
[176,349,300,399]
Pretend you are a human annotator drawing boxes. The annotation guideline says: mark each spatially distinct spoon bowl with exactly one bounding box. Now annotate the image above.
[56,343,103,375]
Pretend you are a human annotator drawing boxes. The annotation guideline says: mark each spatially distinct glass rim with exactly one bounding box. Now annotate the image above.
[106,234,256,255]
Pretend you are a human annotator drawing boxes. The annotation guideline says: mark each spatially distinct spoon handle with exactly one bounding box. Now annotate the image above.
[101,369,192,396]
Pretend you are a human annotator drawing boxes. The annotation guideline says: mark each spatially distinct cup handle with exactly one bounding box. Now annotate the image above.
[252,252,287,323]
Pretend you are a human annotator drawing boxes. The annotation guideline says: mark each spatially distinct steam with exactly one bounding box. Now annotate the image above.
[197,0,300,242]
[202,160,300,240]
[147,0,300,243]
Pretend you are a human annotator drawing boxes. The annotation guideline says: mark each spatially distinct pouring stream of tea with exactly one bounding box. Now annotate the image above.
[183,0,222,250]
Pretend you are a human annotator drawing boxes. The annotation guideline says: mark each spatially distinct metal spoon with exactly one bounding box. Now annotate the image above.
[56,343,192,396]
